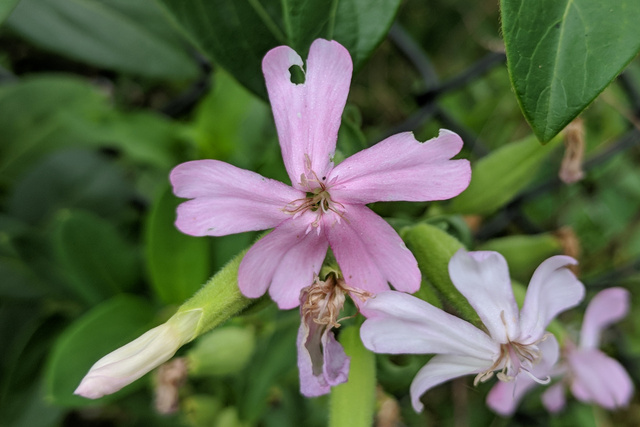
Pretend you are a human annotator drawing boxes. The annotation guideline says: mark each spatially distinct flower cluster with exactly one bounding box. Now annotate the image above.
[74,38,634,419]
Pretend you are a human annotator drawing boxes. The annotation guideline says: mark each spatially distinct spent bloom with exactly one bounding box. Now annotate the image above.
[487,287,633,415]
[75,310,202,399]
[297,273,371,396]
[360,249,585,412]
[170,39,471,309]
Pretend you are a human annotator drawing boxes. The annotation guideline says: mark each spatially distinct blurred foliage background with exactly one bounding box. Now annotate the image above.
[1,0,639,426]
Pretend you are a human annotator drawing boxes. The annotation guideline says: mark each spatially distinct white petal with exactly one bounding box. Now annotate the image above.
[519,256,585,342]
[360,291,497,358]
[410,354,490,412]
[448,250,520,343]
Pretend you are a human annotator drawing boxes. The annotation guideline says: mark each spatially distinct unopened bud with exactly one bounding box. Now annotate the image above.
[74,309,201,399]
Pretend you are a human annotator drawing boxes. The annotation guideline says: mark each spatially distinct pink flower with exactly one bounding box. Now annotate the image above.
[171,39,471,309]
[487,287,634,415]
[360,250,585,412]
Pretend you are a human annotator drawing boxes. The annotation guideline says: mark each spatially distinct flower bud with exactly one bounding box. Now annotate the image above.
[74,309,202,399]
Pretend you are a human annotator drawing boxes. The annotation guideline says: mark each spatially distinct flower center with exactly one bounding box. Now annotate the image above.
[283,155,345,231]
[474,337,550,386]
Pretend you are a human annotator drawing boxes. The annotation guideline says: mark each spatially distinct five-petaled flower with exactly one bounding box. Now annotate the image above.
[487,287,634,415]
[360,249,585,412]
[170,39,471,309]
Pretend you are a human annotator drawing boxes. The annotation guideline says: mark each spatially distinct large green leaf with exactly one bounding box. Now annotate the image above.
[144,186,210,305]
[45,295,155,406]
[501,0,640,142]
[0,0,20,24]
[53,210,140,305]
[449,134,562,216]
[157,0,400,99]
[7,0,198,79]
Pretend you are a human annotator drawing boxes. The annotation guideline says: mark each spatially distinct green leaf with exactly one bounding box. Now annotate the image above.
[156,0,401,98]
[144,186,210,305]
[501,0,640,142]
[45,295,156,406]
[53,210,140,305]
[0,0,20,24]
[332,0,400,69]
[7,149,133,224]
[449,134,562,215]
[0,76,181,180]
[329,325,376,427]
[401,223,481,326]
[7,0,198,79]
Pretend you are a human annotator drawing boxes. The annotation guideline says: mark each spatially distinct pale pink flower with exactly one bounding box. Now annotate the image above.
[171,39,471,309]
[487,287,634,415]
[360,250,585,412]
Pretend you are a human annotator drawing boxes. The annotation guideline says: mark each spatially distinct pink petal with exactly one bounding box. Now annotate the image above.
[237,213,328,309]
[541,383,566,413]
[568,348,634,409]
[448,250,520,343]
[263,39,352,188]
[580,287,630,350]
[170,160,303,236]
[360,291,497,358]
[324,205,421,295]
[297,315,349,397]
[486,379,535,416]
[486,335,560,416]
[329,129,471,204]
[410,354,490,412]
[519,256,585,342]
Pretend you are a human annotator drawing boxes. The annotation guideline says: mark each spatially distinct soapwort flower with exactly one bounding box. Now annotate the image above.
[360,250,585,412]
[487,287,633,415]
[171,39,471,309]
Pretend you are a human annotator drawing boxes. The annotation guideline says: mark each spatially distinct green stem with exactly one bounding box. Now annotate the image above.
[329,325,376,427]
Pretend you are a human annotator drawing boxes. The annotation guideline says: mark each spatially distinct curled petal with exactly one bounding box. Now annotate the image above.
[74,310,202,399]
[238,213,329,309]
[360,291,497,359]
[171,160,302,236]
[519,256,585,342]
[568,348,634,410]
[541,382,566,413]
[448,250,520,343]
[325,205,421,295]
[330,129,471,204]
[297,316,349,397]
[263,39,352,187]
[580,287,630,350]
[410,354,490,412]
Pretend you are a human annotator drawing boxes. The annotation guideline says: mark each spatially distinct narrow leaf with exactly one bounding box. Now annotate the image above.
[7,0,198,79]
[449,134,562,215]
